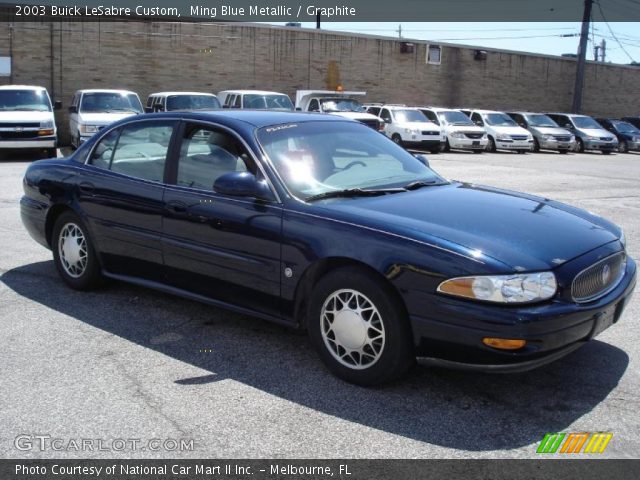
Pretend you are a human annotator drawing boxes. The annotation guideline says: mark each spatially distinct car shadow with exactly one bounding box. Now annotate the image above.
[1,261,629,452]
[0,150,59,162]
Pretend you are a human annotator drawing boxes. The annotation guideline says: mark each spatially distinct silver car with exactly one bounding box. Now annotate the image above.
[507,112,575,154]
[546,113,618,154]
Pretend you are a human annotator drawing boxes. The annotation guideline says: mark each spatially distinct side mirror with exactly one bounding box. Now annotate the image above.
[68,105,77,113]
[213,172,273,201]
[413,153,430,168]
[54,101,62,110]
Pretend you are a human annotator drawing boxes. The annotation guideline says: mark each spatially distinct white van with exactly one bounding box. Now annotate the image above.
[366,105,445,153]
[217,90,294,110]
[68,89,143,148]
[418,107,488,153]
[145,92,221,112]
[0,85,60,157]
[468,109,534,153]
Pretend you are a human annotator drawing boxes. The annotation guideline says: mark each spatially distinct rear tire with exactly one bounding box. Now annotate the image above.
[52,211,103,290]
[576,138,585,153]
[444,139,451,152]
[307,267,414,386]
[618,140,628,153]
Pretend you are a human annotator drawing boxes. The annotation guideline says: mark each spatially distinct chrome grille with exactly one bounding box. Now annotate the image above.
[554,135,571,142]
[511,135,529,141]
[572,252,626,303]
[422,131,439,136]
[464,132,484,139]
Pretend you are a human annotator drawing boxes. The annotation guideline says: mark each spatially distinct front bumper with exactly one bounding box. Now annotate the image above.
[0,136,57,149]
[584,139,617,151]
[449,137,488,150]
[409,255,636,372]
[539,139,574,151]
[495,139,533,151]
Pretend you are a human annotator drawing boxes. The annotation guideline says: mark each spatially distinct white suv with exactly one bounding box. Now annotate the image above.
[69,89,143,148]
[468,110,534,153]
[366,105,444,153]
[418,107,488,153]
[0,85,60,158]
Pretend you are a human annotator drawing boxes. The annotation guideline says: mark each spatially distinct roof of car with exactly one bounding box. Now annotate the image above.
[218,90,289,96]
[417,106,462,112]
[135,110,349,128]
[0,85,47,91]
[149,91,217,97]
[507,111,546,115]
[77,89,138,95]
[546,112,589,117]
[471,109,508,114]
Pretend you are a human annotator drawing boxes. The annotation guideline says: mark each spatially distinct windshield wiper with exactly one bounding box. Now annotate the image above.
[403,180,446,191]
[305,187,405,202]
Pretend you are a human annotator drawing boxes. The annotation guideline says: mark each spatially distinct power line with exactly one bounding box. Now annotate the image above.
[595,0,638,61]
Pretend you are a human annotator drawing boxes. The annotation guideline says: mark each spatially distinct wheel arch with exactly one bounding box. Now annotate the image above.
[292,256,408,330]
[45,203,81,248]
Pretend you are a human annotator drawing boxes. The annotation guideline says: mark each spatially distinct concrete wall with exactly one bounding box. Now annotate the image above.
[1,20,639,143]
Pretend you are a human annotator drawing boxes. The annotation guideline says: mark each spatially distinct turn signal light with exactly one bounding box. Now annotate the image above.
[482,337,527,350]
[38,129,54,136]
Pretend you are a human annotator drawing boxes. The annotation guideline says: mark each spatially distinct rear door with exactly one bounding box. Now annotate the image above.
[78,118,178,280]
[161,121,283,316]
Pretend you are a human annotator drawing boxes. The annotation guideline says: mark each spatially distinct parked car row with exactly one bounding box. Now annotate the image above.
[1,84,639,157]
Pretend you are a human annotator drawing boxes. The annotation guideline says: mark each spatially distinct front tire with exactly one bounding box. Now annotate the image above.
[486,136,496,152]
[391,133,403,147]
[307,267,414,386]
[576,138,585,153]
[52,211,103,290]
[618,140,628,153]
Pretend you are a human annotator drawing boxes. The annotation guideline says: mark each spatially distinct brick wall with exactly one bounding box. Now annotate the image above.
[1,20,639,143]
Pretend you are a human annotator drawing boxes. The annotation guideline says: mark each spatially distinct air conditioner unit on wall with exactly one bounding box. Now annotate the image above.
[400,42,415,54]
[474,50,488,61]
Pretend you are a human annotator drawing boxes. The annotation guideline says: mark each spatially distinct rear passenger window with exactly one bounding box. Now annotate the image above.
[107,121,175,182]
[176,125,253,190]
[89,129,120,170]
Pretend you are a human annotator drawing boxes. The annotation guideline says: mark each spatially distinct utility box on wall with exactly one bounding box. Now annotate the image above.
[400,42,415,54]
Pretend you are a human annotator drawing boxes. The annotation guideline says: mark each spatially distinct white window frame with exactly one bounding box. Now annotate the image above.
[426,45,442,65]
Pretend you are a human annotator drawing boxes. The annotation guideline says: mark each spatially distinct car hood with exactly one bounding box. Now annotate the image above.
[0,111,53,123]
[577,128,615,139]
[530,126,573,135]
[328,112,379,121]
[78,112,139,125]
[486,125,530,135]
[314,183,620,272]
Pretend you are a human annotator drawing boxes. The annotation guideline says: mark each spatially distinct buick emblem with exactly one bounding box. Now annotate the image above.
[601,264,611,285]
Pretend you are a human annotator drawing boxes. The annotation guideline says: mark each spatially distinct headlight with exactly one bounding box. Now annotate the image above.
[587,136,599,141]
[451,132,466,139]
[39,120,54,129]
[438,272,557,304]
[542,134,555,141]
[81,124,101,134]
[496,133,511,141]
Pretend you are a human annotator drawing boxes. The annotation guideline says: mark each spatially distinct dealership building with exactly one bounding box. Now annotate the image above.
[1,14,639,143]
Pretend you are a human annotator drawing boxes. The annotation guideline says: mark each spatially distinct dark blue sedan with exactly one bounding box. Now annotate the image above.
[20,111,636,385]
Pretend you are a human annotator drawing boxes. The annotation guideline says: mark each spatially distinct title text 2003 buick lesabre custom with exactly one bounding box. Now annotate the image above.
[20,111,636,385]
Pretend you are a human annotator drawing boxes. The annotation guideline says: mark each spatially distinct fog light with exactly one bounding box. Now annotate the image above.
[482,337,527,350]
[38,129,54,136]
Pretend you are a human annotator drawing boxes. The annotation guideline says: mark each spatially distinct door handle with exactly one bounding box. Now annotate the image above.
[78,182,95,194]
[166,200,188,213]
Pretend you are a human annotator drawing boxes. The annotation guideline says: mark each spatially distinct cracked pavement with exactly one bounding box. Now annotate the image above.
[0,148,638,459]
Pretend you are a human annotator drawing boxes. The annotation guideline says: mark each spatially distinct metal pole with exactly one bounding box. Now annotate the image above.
[316,12,320,29]
[572,0,593,113]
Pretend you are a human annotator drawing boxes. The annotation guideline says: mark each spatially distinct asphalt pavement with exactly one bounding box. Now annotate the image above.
[0,147,638,459]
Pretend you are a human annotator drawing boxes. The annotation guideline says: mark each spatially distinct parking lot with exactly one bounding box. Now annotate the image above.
[0,148,638,459]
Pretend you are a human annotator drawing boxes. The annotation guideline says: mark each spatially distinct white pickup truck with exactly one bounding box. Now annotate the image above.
[295,90,382,131]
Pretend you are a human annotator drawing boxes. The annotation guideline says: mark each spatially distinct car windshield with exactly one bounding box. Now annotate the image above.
[611,120,639,134]
[319,98,365,113]
[525,114,558,127]
[393,109,429,123]
[243,94,293,110]
[572,116,603,129]
[166,95,221,111]
[484,113,517,126]
[440,111,474,125]
[0,89,51,112]
[80,92,143,113]
[257,121,447,200]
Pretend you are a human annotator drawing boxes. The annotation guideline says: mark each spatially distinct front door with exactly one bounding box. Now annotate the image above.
[161,122,283,317]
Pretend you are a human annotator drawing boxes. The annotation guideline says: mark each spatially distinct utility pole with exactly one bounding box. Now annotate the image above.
[601,38,606,62]
[572,0,593,113]
[316,12,321,29]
